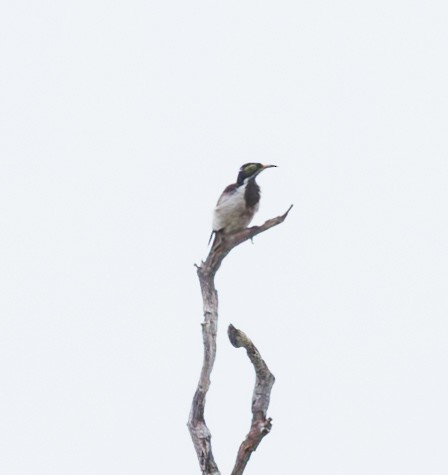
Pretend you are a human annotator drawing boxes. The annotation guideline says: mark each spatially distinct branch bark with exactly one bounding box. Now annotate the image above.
[228,324,275,475]
[187,205,293,475]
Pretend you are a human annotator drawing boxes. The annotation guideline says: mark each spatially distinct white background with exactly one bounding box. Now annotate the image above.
[1,1,447,474]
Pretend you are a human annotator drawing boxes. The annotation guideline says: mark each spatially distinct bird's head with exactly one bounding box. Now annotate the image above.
[236,163,277,186]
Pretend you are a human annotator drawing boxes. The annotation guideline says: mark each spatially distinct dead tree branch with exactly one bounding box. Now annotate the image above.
[228,324,275,475]
[187,205,293,475]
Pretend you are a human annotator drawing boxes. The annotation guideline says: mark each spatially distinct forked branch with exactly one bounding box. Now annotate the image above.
[187,205,292,475]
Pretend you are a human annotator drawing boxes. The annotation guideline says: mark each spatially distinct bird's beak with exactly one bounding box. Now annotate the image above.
[262,164,277,169]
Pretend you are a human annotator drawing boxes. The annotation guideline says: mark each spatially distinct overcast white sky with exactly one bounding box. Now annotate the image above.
[1,1,447,474]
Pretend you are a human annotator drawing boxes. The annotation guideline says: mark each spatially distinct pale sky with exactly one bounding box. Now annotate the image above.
[1,1,447,474]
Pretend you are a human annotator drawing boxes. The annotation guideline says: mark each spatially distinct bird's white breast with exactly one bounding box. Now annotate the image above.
[213,186,259,233]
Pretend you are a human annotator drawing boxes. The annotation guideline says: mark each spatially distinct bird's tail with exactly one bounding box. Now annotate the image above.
[208,230,215,247]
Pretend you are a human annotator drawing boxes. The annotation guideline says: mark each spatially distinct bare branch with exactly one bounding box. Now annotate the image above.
[206,204,294,276]
[187,265,221,475]
[188,206,292,474]
[228,325,275,475]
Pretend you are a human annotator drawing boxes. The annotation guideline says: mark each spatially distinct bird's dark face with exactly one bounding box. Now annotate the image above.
[236,163,276,185]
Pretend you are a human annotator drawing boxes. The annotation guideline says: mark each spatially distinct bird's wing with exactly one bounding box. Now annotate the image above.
[216,183,238,205]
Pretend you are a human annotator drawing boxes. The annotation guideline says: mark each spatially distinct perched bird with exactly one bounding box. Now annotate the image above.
[209,163,277,245]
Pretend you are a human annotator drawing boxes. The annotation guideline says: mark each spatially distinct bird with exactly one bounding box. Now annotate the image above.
[209,163,277,245]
